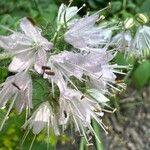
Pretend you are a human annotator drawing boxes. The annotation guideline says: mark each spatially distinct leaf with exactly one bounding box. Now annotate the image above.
[32,76,52,107]
[114,53,135,65]
[111,1,122,13]
[0,67,8,83]
[133,60,150,88]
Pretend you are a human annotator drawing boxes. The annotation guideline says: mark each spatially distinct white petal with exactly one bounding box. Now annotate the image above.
[87,89,109,104]
[8,57,32,72]
[20,17,41,41]
[0,33,31,52]
[34,49,47,74]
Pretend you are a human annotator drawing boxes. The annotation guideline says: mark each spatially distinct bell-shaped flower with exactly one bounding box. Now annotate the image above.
[0,17,53,73]
[111,30,132,52]
[23,101,59,135]
[131,25,150,57]
[59,88,106,143]
[0,72,32,130]
[45,50,120,93]
[64,14,112,51]
[57,3,79,28]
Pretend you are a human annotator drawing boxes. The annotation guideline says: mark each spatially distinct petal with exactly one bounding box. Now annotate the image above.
[0,33,31,52]
[8,57,32,72]
[20,17,41,41]
[32,121,46,134]
[68,14,99,32]
[57,3,78,26]
[34,49,47,74]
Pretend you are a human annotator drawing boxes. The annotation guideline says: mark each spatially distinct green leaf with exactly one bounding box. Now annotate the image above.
[32,76,52,106]
[133,60,150,88]
[114,53,135,65]
[111,1,122,13]
[0,67,8,83]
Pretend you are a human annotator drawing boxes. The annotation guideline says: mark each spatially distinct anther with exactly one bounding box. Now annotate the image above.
[12,82,21,90]
[42,66,51,70]
[45,71,55,76]
[64,111,67,118]
[80,95,85,100]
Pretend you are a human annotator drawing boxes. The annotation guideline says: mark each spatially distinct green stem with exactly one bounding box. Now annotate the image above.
[92,120,104,150]
[123,0,127,10]
[79,137,85,150]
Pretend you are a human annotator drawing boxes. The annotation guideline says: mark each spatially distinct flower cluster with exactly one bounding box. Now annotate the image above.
[0,3,137,146]
[111,15,150,58]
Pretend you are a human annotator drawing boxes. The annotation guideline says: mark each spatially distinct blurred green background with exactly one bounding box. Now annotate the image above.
[0,0,150,150]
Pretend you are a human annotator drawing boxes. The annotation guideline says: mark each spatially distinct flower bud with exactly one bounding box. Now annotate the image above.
[136,13,149,24]
[124,18,134,29]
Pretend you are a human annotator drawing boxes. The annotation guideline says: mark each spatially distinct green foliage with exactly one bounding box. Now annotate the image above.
[133,60,150,88]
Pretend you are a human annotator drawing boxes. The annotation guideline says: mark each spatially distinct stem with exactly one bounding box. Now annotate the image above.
[123,0,127,10]
[92,120,104,150]
[79,137,85,150]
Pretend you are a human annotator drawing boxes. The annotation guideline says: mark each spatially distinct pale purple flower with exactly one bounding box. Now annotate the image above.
[59,88,106,143]
[45,50,122,94]
[0,72,32,130]
[23,101,59,135]
[64,14,112,51]
[111,30,132,52]
[0,17,53,73]
[131,25,150,57]
[57,3,78,28]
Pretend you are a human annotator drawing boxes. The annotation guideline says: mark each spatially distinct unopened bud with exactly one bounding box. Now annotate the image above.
[124,18,134,29]
[136,13,149,24]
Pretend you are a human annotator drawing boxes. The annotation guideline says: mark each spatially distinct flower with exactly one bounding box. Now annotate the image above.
[111,31,132,52]
[0,72,32,130]
[45,50,123,94]
[57,3,78,28]
[59,88,106,143]
[23,101,59,135]
[131,25,150,57]
[0,17,53,73]
[64,14,112,51]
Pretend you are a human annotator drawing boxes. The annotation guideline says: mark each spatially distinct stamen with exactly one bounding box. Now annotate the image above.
[0,24,15,33]
[42,66,51,70]
[45,71,55,76]
[47,119,50,150]
[81,126,89,144]
[80,95,85,100]
[64,110,67,118]
[29,134,36,150]
[12,82,21,90]
[95,2,111,15]
[67,4,86,23]
[0,93,17,131]
[20,129,30,147]
[88,124,101,143]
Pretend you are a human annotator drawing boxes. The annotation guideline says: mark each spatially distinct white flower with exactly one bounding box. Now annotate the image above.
[87,89,109,105]
[131,25,150,57]
[45,50,121,94]
[23,101,59,135]
[0,72,32,113]
[64,14,112,51]
[111,30,132,52]
[0,17,53,73]
[59,88,106,142]
[0,72,32,130]
[57,3,78,28]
